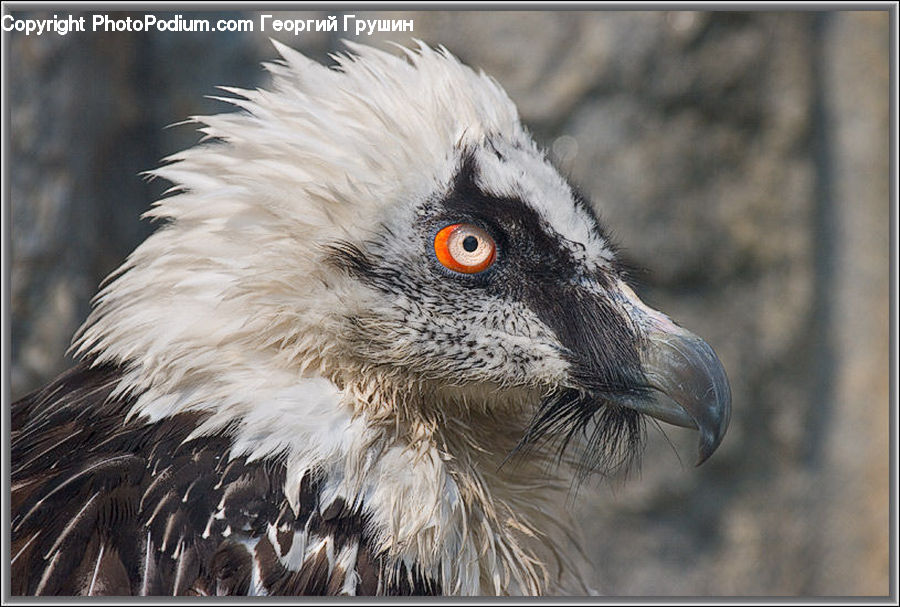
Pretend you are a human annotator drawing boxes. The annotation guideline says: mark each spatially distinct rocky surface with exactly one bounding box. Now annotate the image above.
[8,10,890,596]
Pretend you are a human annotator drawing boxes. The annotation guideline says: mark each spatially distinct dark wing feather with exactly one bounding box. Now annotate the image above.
[11,363,441,596]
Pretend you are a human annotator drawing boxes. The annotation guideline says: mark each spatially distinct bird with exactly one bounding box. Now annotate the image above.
[10,40,731,596]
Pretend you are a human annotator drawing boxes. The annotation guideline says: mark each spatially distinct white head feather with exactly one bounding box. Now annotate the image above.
[71,40,613,595]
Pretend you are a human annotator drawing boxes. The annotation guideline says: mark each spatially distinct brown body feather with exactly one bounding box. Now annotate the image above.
[11,364,440,596]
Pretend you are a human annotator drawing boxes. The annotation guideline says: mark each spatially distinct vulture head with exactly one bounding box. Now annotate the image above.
[53,40,732,594]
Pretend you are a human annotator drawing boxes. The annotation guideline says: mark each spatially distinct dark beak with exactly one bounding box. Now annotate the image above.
[633,329,731,464]
[611,284,732,465]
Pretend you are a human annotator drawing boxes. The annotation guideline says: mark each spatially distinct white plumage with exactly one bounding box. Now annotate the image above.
[12,41,730,596]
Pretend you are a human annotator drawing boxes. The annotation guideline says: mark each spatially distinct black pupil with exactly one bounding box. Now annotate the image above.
[462,235,479,252]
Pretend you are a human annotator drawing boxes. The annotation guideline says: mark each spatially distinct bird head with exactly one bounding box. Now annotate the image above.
[74,41,730,474]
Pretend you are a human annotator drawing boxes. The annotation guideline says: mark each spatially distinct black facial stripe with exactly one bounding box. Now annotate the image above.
[437,153,588,285]
[438,152,644,394]
[526,284,646,396]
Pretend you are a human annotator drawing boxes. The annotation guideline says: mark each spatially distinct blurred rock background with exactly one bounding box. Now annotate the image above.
[6,9,891,597]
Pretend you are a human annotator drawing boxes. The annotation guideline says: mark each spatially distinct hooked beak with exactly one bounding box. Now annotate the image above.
[612,284,731,465]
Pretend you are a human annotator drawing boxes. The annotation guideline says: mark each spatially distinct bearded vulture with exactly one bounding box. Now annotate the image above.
[11,41,731,596]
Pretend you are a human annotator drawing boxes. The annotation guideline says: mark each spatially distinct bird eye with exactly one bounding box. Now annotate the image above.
[434,223,496,274]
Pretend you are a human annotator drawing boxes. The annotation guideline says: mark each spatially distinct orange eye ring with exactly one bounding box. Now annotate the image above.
[434,223,497,274]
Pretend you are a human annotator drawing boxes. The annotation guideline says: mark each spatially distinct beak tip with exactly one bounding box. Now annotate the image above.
[693,385,731,466]
[695,435,720,466]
